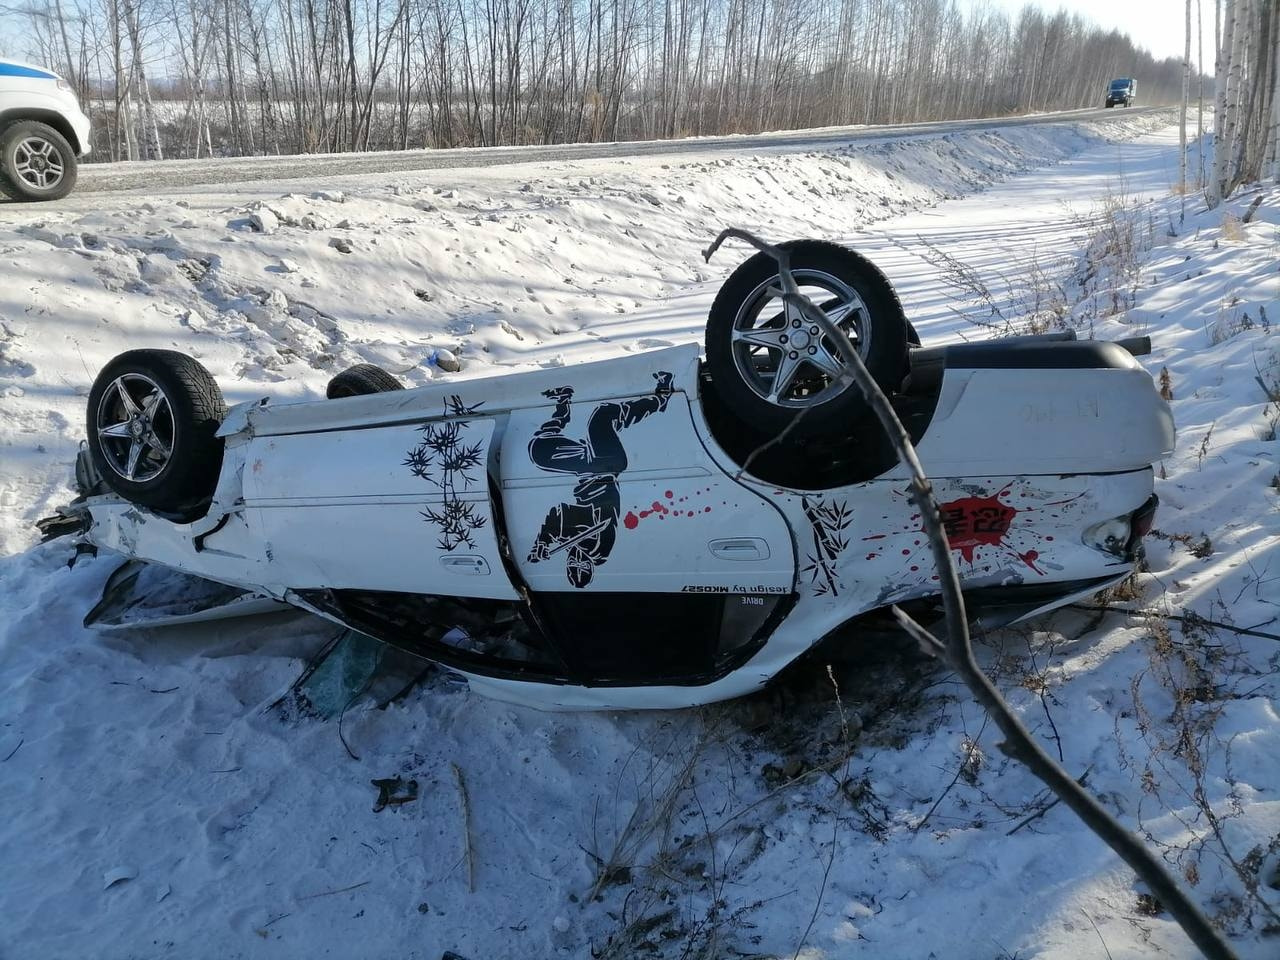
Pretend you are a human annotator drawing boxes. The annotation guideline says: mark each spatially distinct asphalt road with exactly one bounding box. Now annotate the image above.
[75,106,1169,194]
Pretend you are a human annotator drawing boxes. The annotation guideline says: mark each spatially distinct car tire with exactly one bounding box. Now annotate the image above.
[0,120,78,202]
[822,297,919,346]
[705,239,909,438]
[325,363,404,398]
[86,350,227,518]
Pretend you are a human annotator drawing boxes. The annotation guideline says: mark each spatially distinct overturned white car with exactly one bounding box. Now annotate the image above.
[50,241,1174,709]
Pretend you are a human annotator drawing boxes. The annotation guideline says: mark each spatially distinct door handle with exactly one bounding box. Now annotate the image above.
[440,555,491,575]
[708,538,770,561]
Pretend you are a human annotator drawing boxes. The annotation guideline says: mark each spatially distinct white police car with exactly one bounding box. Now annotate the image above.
[0,59,92,201]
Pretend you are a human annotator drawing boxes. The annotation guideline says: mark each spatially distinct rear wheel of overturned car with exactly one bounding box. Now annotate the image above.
[86,350,227,517]
[705,239,909,438]
[325,363,404,398]
[0,120,78,202]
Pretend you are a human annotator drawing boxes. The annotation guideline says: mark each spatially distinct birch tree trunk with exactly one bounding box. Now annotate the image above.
[124,0,164,161]
[1237,0,1276,184]
[1198,0,1206,186]
[1210,0,1239,206]
[1221,0,1253,193]
[1268,15,1280,178]
[1181,0,1190,220]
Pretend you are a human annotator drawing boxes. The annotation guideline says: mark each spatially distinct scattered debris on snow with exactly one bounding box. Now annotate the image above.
[102,866,138,890]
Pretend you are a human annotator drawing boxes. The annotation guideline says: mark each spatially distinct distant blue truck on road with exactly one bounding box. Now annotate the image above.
[1105,78,1136,108]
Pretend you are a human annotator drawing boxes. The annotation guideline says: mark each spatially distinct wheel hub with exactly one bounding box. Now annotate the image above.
[13,136,65,190]
[730,269,872,409]
[96,373,175,483]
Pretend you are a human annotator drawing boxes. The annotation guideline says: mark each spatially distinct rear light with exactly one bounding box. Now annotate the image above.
[1084,516,1132,558]
[1083,496,1158,560]
[1126,495,1159,557]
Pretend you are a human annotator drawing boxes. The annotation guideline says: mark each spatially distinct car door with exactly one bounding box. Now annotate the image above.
[497,384,796,683]
[499,388,794,594]
[241,415,519,600]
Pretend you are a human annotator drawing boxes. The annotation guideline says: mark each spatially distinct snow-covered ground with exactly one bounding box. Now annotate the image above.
[3,112,1280,959]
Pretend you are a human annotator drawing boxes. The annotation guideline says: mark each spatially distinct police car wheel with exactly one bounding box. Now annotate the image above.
[0,120,78,202]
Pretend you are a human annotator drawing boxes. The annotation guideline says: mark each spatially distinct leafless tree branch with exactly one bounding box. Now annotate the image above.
[705,227,1237,960]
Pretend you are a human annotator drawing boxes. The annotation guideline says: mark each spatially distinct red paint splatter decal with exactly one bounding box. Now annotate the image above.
[935,494,1017,563]
[625,487,715,528]
[854,481,1087,578]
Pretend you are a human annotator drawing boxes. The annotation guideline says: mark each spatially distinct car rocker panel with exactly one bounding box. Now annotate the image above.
[224,345,703,438]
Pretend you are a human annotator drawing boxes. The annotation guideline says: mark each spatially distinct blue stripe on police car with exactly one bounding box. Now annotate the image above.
[0,61,58,80]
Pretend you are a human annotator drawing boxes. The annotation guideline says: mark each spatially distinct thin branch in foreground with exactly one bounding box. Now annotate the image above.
[705,228,1237,960]
[452,762,475,893]
[1082,908,1117,960]
[913,713,991,833]
[297,880,369,901]
[791,668,855,960]
[1006,766,1093,836]
[1069,602,1280,643]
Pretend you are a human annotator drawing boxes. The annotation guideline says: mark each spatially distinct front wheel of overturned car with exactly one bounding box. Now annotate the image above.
[325,363,404,398]
[86,350,227,518]
[705,239,909,438]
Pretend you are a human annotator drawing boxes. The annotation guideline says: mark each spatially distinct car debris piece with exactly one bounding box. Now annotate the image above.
[371,776,419,812]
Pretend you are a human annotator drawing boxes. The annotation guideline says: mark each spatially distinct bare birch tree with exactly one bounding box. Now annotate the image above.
[1181,0,1190,219]
[11,0,1198,161]
[1209,0,1279,203]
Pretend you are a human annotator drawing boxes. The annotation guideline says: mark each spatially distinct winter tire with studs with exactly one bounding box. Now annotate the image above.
[86,350,227,518]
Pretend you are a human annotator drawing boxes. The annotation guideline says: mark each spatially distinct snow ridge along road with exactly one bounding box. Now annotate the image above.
[71,106,1165,194]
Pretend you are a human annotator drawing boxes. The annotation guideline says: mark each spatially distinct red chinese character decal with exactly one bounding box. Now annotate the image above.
[934,494,1017,563]
[861,481,1084,582]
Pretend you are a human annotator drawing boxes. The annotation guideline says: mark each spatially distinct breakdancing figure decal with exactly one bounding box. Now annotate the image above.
[526,372,674,588]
